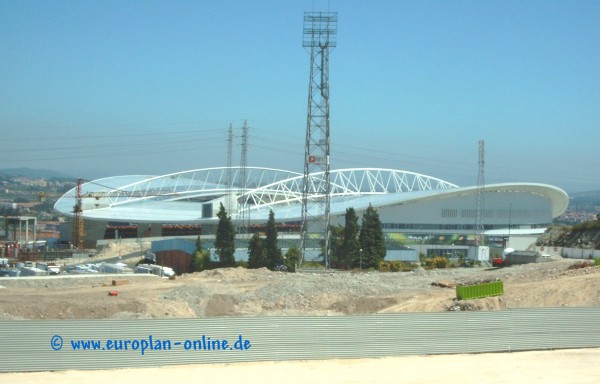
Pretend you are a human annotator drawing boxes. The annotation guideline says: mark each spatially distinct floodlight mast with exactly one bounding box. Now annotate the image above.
[300,12,337,268]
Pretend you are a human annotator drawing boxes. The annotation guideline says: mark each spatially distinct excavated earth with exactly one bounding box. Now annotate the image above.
[2,256,600,320]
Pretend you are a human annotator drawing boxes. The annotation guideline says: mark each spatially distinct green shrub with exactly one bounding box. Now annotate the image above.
[379,261,390,272]
[303,261,325,269]
[573,220,600,231]
[389,261,403,272]
[192,250,212,272]
[378,260,417,272]
[284,246,300,272]
[423,256,449,269]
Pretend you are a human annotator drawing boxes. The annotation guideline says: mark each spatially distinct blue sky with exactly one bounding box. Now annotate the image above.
[1,0,598,193]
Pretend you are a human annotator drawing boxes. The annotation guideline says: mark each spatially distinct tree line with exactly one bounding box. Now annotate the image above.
[192,203,386,272]
[329,206,386,270]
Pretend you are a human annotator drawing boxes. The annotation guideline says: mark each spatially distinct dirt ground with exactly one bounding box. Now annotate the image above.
[1,250,600,320]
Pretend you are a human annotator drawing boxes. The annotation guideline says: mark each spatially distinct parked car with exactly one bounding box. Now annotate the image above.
[67,265,98,274]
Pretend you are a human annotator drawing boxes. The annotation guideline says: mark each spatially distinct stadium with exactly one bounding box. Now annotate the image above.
[54,167,569,252]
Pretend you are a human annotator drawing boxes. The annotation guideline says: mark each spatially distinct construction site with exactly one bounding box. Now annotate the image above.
[2,6,600,383]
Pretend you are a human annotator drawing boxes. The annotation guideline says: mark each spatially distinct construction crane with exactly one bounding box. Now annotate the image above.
[72,178,85,249]
[36,186,86,248]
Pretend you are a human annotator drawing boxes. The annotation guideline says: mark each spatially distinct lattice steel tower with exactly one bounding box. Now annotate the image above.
[226,123,234,213]
[238,120,249,234]
[300,12,337,268]
[475,140,485,245]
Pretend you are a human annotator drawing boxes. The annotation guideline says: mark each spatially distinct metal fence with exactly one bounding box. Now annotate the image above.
[2,307,600,372]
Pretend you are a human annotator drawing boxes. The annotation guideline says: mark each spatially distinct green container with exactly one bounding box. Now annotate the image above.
[594,258,600,266]
[456,280,504,300]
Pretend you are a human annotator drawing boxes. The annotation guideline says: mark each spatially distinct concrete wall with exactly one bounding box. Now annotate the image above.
[533,245,600,259]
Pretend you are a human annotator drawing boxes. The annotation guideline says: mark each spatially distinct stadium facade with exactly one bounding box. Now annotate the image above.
[54,167,568,248]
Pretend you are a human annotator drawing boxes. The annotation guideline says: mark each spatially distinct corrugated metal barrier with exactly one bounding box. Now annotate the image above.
[1,307,600,372]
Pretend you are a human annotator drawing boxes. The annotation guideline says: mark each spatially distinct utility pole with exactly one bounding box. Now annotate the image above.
[476,140,485,246]
[238,120,249,234]
[227,123,234,214]
[300,12,337,268]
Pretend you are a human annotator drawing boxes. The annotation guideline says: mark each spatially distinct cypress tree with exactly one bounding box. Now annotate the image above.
[342,207,361,269]
[215,203,236,267]
[359,204,386,269]
[265,210,283,270]
[329,225,344,269]
[247,232,266,269]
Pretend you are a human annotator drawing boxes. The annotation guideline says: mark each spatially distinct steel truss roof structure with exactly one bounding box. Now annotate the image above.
[54,167,567,224]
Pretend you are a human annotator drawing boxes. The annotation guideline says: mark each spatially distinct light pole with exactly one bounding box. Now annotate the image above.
[359,248,363,270]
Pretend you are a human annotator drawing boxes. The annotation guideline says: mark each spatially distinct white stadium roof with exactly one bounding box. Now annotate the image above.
[54,167,569,224]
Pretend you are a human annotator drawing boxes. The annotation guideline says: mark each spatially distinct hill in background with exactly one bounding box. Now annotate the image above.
[569,190,600,212]
[0,167,73,180]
